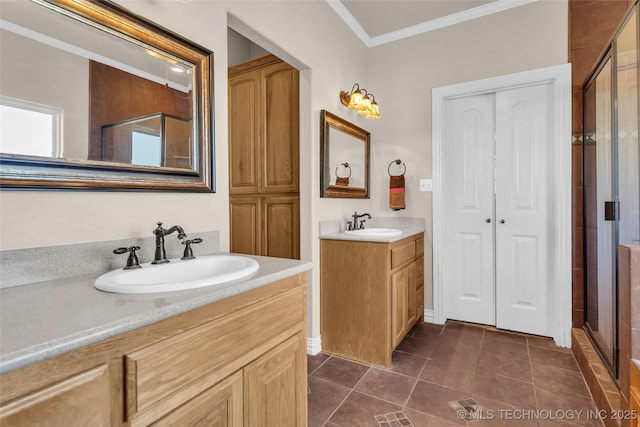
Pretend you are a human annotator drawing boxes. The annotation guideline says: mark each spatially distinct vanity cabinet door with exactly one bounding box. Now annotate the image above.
[150,371,242,427]
[416,256,425,321]
[406,261,417,328]
[391,269,408,348]
[0,364,111,427]
[392,261,417,348]
[244,333,306,427]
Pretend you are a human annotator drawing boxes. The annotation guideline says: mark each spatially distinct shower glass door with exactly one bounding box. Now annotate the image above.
[617,8,639,248]
[584,56,616,366]
[583,5,639,375]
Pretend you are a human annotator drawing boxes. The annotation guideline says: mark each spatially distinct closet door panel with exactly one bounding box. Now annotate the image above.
[229,72,261,194]
[261,62,299,193]
[230,197,262,256]
[262,195,300,260]
[443,93,496,325]
[495,83,552,337]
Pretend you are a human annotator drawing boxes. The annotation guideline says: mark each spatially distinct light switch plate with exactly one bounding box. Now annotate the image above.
[420,179,432,192]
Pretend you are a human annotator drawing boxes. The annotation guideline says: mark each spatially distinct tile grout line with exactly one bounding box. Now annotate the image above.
[465,329,486,426]
[400,353,429,409]
[401,324,469,424]
[325,325,445,426]
[320,363,374,427]
[308,353,333,377]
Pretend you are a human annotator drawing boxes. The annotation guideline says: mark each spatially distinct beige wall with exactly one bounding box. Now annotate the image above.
[0,0,567,339]
[365,0,568,310]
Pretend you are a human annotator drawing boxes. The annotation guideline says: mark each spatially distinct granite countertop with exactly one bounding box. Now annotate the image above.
[0,254,312,374]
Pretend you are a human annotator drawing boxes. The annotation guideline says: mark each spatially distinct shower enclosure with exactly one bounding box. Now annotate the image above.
[583,2,639,377]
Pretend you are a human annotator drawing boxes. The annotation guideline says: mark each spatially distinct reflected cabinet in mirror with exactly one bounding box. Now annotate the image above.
[320,110,369,198]
[0,0,214,191]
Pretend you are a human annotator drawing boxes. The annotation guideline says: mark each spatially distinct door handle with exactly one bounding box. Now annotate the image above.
[604,201,617,221]
[486,218,491,223]
[500,219,505,224]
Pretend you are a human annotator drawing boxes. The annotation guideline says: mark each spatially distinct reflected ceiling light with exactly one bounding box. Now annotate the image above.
[339,83,380,119]
[145,48,177,64]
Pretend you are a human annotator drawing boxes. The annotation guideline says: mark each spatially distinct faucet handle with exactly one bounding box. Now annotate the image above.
[113,246,141,270]
[181,238,203,260]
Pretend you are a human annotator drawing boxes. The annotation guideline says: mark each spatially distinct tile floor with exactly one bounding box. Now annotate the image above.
[308,321,604,427]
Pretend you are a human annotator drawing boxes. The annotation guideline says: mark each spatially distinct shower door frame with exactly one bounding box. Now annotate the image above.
[581,2,640,380]
[582,50,618,378]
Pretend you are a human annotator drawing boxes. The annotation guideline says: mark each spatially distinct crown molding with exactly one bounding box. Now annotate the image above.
[326,0,371,46]
[327,0,538,48]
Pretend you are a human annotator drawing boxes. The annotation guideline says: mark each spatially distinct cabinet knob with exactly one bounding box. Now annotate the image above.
[500,219,506,224]
[486,218,491,223]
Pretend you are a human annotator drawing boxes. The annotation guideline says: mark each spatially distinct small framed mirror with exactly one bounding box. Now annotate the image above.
[320,110,369,198]
[0,0,214,191]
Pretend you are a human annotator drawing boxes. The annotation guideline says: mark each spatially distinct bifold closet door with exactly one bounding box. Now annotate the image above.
[443,83,553,337]
[443,93,496,326]
[494,83,552,337]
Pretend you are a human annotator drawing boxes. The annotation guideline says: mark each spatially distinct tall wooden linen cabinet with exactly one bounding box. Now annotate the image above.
[229,55,300,259]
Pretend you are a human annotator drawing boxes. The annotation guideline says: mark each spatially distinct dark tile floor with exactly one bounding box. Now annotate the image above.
[308,321,604,427]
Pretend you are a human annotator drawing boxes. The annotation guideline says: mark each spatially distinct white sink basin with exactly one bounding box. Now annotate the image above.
[95,255,259,294]
[344,227,402,237]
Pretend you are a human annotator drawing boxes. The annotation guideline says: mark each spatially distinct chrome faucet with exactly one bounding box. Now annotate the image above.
[347,211,372,231]
[152,222,186,264]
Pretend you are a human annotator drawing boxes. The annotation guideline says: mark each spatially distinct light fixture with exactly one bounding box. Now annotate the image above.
[145,48,177,65]
[340,83,380,119]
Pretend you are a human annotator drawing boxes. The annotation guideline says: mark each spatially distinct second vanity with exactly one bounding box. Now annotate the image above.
[0,245,311,426]
[320,218,425,367]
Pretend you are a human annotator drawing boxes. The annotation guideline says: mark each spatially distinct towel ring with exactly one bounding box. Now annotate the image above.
[335,162,352,179]
[388,159,406,177]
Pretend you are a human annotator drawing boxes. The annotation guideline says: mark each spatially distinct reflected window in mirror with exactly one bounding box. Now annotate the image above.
[0,0,213,191]
[320,110,370,198]
[0,97,61,157]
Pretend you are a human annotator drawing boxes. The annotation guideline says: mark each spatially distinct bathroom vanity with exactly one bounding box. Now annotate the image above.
[0,256,311,426]
[320,222,424,367]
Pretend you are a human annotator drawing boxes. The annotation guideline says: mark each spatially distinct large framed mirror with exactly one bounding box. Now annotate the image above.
[320,110,369,198]
[0,0,214,191]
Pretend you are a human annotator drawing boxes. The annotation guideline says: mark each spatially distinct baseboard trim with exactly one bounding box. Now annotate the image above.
[423,309,435,323]
[307,335,322,355]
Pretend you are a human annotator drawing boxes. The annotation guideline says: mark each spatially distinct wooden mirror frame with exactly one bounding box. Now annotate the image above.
[320,110,370,198]
[0,0,214,192]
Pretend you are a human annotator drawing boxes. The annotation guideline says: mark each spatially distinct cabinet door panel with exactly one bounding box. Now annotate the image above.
[150,371,242,427]
[263,195,300,259]
[0,365,111,427]
[261,62,299,193]
[244,333,306,427]
[229,71,260,194]
[230,197,261,256]
[391,269,407,348]
[406,262,417,328]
